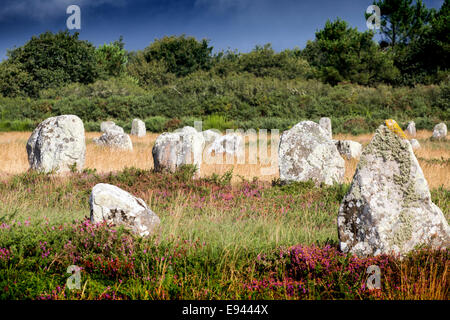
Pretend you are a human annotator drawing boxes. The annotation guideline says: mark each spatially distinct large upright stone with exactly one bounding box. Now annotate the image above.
[319,117,332,139]
[90,183,160,237]
[278,121,345,185]
[131,119,146,137]
[338,124,450,257]
[406,121,416,137]
[93,132,133,150]
[431,123,447,140]
[152,127,205,176]
[334,140,362,160]
[26,115,86,173]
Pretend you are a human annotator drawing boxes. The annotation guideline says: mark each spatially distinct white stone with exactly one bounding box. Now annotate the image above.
[338,125,450,257]
[100,121,124,134]
[319,117,332,139]
[278,121,345,185]
[131,119,146,137]
[93,132,133,150]
[202,129,222,144]
[152,128,205,176]
[334,140,362,160]
[410,139,420,150]
[206,133,244,157]
[406,121,416,137]
[26,115,86,173]
[432,123,447,140]
[89,183,160,237]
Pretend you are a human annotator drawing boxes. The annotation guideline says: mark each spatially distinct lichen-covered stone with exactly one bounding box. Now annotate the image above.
[93,132,133,150]
[319,117,332,139]
[406,121,416,137]
[90,183,160,237]
[334,140,362,160]
[278,121,345,185]
[338,125,450,257]
[432,123,447,140]
[26,115,86,173]
[131,119,146,137]
[152,128,205,176]
[206,133,244,157]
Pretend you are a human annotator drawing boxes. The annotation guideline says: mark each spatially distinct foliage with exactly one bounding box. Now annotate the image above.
[141,35,213,77]
[95,38,128,78]
[302,19,399,85]
[3,31,98,97]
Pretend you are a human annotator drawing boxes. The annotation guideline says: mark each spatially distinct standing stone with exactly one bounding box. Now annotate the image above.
[100,121,124,134]
[338,124,450,257]
[319,117,332,139]
[278,121,345,185]
[431,123,447,140]
[93,132,133,150]
[202,129,222,144]
[90,183,160,237]
[410,139,420,150]
[406,121,416,137]
[26,115,86,173]
[207,133,244,157]
[334,140,362,160]
[152,128,205,176]
[131,119,146,137]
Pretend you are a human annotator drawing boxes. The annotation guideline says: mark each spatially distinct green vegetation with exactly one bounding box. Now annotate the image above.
[0,168,448,299]
[0,0,448,133]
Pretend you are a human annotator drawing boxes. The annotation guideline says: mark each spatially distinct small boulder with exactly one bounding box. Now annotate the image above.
[338,124,450,257]
[410,139,420,150]
[152,128,205,175]
[206,133,244,157]
[93,132,133,150]
[405,121,416,137]
[278,121,345,185]
[130,119,146,137]
[431,123,447,140]
[26,115,86,173]
[202,129,222,144]
[100,121,124,134]
[90,183,160,237]
[319,117,332,139]
[334,140,362,160]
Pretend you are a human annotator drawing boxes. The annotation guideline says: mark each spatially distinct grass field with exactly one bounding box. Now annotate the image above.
[0,130,448,300]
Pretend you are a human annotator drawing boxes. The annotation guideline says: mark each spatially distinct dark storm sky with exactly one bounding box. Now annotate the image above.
[0,0,445,60]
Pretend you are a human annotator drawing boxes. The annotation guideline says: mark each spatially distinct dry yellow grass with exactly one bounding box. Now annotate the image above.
[0,130,448,188]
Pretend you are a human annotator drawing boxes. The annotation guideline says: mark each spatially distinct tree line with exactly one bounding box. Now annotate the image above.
[0,0,448,99]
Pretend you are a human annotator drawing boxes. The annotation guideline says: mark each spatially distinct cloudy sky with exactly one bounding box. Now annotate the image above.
[0,0,445,60]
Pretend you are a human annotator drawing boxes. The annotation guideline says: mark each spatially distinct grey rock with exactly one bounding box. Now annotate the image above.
[406,121,416,137]
[319,117,332,139]
[152,128,205,176]
[334,140,362,160]
[207,133,244,157]
[26,115,86,173]
[278,121,345,185]
[100,121,124,134]
[90,183,160,237]
[202,129,222,144]
[131,119,146,137]
[93,132,133,150]
[431,123,447,140]
[338,125,450,257]
[410,139,420,150]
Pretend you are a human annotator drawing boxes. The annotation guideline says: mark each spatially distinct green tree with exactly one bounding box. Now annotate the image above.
[143,35,213,77]
[302,19,399,85]
[5,31,98,97]
[96,40,128,78]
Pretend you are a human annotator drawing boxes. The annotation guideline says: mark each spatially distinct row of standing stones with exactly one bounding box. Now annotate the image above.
[25,115,449,257]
